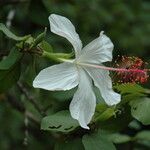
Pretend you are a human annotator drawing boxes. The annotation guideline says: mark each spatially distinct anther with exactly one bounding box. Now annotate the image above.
[114,56,149,84]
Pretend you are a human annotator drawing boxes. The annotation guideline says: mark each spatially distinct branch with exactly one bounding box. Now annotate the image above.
[7,94,25,112]
[7,94,40,124]
[17,82,46,116]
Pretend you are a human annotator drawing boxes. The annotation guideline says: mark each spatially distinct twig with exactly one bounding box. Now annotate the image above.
[17,82,46,116]
[7,94,25,112]
[7,94,40,124]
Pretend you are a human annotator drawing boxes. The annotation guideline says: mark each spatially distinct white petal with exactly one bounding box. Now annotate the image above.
[33,62,78,91]
[69,67,96,129]
[49,14,82,57]
[84,67,121,105]
[78,31,114,64]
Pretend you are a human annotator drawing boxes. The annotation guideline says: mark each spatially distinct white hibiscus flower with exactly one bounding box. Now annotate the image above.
[33,14,121,129]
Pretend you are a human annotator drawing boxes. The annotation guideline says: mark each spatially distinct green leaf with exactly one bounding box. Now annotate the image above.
[130,98,150,125]
[99,105,132,132]
[41,110,79,133]
[128,120,141,130]
[0,48,22,70]
[135,131,150,141]
[0,48,22,92]
[82,130,116,150]
[95,103,108,113]
[96,130,131,144]
[39,41,53,53]
[121,93,146,105]
[55,138,84,150]
[0,63,21,93]
[94,103,115,122]
[108,133,131,144]
[97,108,115,121]
[114,83,147,104]
[0,23,29,41]
[115,83,146,94]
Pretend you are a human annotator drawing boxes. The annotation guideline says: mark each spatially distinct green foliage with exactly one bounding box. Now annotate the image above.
[99,105,132,132]
[115,83,146,94]
[0,0,150,149]
[94,103,115,121]
[82,130,116,150]
[135,131,150,141]
[108,133,131,144]
[0,48,22,92]
[0,62,21,92]
[41,110,79,133]
[55,138,84,150]
[0,47,22,70]
[130,98,150,125]
[115,83,147,105]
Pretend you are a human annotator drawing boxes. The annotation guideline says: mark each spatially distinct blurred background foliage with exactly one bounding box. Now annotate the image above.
[0,0,150,150]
